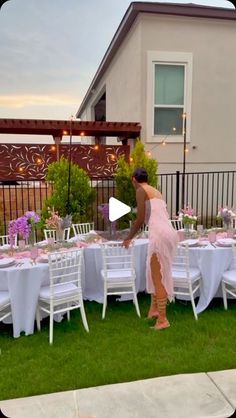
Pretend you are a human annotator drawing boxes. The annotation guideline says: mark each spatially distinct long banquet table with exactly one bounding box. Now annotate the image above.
[0,239,234,338]
[0,239,148,338]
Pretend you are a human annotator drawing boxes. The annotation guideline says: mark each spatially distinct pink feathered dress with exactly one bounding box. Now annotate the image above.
[145,198,178,301]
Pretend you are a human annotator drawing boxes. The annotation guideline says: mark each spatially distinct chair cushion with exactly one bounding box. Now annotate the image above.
[39,283,79,300]
[172,267,201,281]
[222,269,236,284]
[101,269,134,281]
[0,291,10,306]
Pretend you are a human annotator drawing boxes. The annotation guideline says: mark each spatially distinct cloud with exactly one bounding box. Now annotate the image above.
[0,94,79,108]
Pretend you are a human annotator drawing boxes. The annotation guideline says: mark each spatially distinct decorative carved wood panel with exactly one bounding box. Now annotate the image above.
[0,144,129,180]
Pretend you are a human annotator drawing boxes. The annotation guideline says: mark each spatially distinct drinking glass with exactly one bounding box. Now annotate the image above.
[197,225,204,237]
[30,247,39,264]
[208,231,216,243]
[18,240,25,250]
[47,238,54,246]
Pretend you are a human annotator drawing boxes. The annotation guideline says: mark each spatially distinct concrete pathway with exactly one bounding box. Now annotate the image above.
[0,370,236,418]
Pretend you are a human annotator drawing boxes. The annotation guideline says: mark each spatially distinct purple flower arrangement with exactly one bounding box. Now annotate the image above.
[8,211,40,246]
[98,203,117,234]
[217,207,235,227]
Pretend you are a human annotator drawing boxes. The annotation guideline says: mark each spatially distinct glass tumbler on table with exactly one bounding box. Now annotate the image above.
[30,247,39,264]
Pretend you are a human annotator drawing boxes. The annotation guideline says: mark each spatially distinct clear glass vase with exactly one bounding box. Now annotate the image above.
[184,223,191,238]
[56,228,64,242]
[223,220,231,231]
[28,228,36,246]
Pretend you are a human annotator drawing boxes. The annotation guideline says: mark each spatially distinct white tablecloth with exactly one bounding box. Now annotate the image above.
[0,240,234,338]
[0,259,49,338]
[188,244,233,313]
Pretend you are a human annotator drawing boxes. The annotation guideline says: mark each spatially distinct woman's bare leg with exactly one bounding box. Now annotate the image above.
[147,294,159,318]
[150,254,170,329]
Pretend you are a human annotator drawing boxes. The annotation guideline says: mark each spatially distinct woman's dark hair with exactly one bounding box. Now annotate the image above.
[132,167,148,183]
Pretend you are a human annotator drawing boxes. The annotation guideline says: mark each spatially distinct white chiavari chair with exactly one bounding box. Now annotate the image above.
[221,244,236,310]
[172,244,201,320]
[100,242,140,319]
[72,222,94,236]
[36,248,89,344]
[0,234,17,247]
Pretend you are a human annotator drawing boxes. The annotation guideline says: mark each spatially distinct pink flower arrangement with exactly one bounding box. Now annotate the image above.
[178,205,197,225]
[45,208,72,230]
[45,208,62,229]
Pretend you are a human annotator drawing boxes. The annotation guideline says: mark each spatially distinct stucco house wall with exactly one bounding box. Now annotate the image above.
[77,3,236,174]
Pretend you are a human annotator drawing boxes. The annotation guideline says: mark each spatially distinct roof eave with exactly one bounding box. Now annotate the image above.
[76,1,236,118]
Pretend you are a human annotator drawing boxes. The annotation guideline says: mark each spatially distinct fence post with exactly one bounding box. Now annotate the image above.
[176,170,180,215]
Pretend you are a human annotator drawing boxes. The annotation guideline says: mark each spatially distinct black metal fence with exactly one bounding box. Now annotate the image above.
[0,170,236,234]
[158,170,236,227]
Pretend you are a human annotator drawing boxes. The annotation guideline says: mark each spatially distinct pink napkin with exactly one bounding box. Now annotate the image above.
[216,232,228,240]
[14,251,31,259]
[74,241,90,248]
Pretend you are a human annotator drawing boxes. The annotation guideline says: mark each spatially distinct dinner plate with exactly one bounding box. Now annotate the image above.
[38,254,61,263]
[0,257,16,268]
[215,238,236,247]
[179,239,199,247]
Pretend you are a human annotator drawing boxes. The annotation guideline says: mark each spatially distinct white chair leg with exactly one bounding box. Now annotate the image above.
[222,282,228,310]
[102,282,107,319]
[79,300,89,332]
[132,286,141,317]
[67,305,70,321]
[49,312,54,345]
[189,284,198,320]
[36,307,41,331]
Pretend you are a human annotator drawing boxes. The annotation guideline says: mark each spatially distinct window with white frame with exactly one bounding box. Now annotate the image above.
[154,64,184,135]
[146,51,192,142]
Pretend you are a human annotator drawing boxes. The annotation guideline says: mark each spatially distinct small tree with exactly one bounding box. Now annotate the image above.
[41,157,95,223]
[115,140,158,227]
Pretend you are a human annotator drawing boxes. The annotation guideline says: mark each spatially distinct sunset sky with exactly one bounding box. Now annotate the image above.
[0,0,233,127]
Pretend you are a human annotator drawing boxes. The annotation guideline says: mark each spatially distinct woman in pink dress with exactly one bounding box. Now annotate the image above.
[122,168,178,330]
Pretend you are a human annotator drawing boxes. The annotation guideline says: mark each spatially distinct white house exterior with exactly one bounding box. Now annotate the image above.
[76,2,236,174]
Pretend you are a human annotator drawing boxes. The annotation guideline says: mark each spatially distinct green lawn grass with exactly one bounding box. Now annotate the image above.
[1,293,236,401]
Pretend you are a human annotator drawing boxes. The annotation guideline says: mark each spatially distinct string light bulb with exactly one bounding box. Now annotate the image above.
[63,130,68,135]
[19,167,24,172]
[94,144,99,151]
[50,145,56,151]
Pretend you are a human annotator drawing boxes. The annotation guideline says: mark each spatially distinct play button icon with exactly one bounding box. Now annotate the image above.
[109,197,131,222]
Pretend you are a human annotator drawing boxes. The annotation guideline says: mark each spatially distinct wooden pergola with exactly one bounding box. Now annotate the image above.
[0,118,141,180]
[0,118,141,140]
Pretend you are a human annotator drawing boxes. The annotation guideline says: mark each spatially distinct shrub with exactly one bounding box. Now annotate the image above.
[41,157,95,223]
[114,140,158,227]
